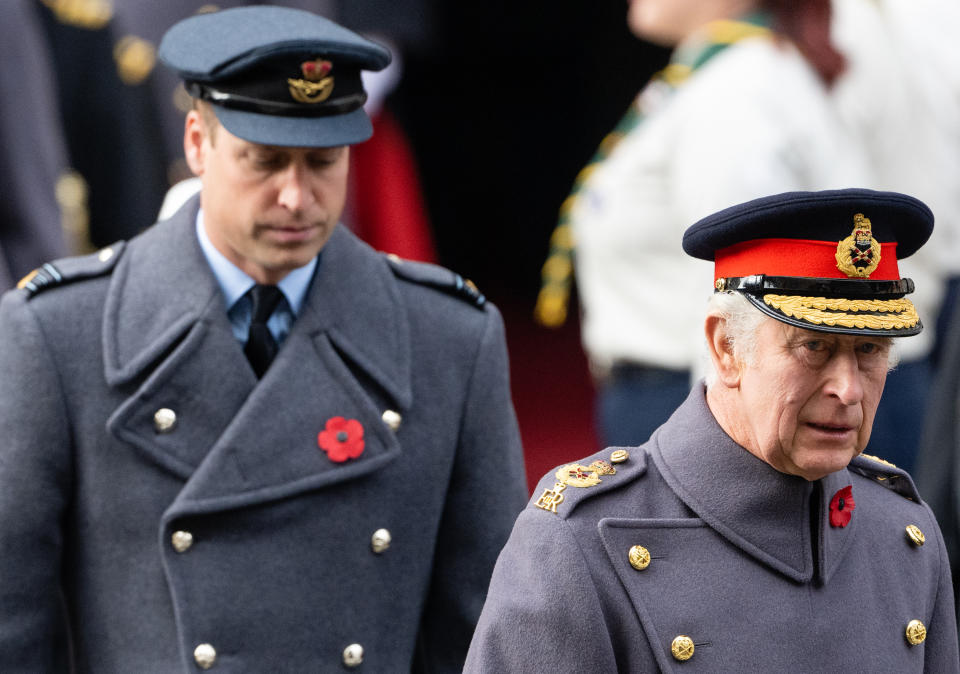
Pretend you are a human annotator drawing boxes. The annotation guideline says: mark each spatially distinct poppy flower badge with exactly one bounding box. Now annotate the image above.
[829,485,855,528]
[318,417,365,463]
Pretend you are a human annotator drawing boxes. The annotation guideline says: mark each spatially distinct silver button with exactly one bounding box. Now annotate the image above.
[371,528,391,554]
[172,530,194,553]
[98,247,114,262]
[153,408,177,433]
[381,410,401,432]
[194,643,216,669]
[343,643,364,667]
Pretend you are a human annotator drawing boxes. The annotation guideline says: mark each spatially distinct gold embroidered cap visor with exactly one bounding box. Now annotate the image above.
[682,189,934,337]
[158,6,391,148]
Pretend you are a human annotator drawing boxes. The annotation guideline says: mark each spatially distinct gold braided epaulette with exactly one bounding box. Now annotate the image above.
[848,453,920,502]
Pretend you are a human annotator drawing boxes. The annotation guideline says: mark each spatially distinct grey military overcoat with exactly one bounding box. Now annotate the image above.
[0,197,527,671]
[465,386,959,672]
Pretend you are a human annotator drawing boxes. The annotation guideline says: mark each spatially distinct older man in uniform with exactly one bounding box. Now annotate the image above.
[0,6,527,671]
[466,189,959,672]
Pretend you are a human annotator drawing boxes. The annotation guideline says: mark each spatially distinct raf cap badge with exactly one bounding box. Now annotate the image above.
[288,59,334,104]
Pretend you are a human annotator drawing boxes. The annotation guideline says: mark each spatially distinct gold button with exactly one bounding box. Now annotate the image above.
[193,643,216,669]
[611,449,629,464]
[671,635,695,661]
[628,545,651,571]
[381,410,402,432]
[343,643,364,667]
[905,620,927,645]
[906,525,925,547]
[371,528,392,554]
[715,278,726,291]
[153,408,177,433]
[98,247,114,262]
[172,530,194,553]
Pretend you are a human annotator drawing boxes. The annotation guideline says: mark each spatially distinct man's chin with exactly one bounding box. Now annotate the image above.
[791,449,859,481]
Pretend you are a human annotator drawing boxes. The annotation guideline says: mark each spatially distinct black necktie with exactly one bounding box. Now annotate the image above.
[243,284,284,378]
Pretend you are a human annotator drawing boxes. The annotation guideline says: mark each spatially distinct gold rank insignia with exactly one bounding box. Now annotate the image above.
[288,59,334,104]
[588,459,616,476]
[836,213,881,278]
[535,483,566,514]
[535,462,607,514]
[556,463,602,488]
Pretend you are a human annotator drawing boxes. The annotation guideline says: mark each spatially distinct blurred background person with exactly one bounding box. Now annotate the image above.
[0,0,71,292]
[535,0,869,449]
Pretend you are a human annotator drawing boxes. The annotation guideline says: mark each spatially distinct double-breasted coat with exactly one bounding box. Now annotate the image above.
[465,386,959,672]
[0,197,527,671]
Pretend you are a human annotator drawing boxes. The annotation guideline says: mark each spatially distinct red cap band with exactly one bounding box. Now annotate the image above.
[714,238,900,283]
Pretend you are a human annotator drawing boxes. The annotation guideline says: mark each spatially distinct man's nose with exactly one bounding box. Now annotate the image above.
[277,163,316,212]
[824,350,865,406]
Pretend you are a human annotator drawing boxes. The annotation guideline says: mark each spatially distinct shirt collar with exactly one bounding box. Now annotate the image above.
[195,208,317,315]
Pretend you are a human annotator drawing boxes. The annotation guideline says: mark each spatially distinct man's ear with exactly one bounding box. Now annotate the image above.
[183,110,206,177]
[705,313,741,388]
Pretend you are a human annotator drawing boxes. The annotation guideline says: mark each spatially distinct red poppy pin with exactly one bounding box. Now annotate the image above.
[829,485,855,528]
[318,417,364,463]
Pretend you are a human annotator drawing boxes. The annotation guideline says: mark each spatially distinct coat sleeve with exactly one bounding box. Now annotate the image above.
[0,291,73,668]
[463,508,619,673]
[412,304,528,673]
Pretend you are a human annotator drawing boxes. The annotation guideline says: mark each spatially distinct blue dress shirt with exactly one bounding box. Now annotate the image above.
[195,209,317,346]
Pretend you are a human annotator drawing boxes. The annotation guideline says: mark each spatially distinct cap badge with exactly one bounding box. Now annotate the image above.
[835,213,881,278]
[288,59,335,104]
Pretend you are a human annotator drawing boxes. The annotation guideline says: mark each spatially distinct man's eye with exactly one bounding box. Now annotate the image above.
[859,342,877,354]
[253,155,285,170]
[803,340,825,351]
[307,155,336,169]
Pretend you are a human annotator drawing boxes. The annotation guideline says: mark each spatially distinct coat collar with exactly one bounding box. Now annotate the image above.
[651,385,857,583]
[103,196,412,409]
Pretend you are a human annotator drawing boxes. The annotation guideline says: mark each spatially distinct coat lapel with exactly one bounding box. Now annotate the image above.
[105,197,258,478]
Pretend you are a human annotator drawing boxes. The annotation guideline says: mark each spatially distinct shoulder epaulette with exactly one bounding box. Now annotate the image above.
[530,447,647,519]
[848,453,921,502]
[385,254,486,309]
[17,242,126,299]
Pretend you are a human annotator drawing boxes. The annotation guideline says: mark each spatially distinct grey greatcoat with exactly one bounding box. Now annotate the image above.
[0,198,528,671]
[465,387,959,672]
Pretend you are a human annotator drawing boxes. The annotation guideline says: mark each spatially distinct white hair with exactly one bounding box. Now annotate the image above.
[702,292,900,386]
[703,292,766,386]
